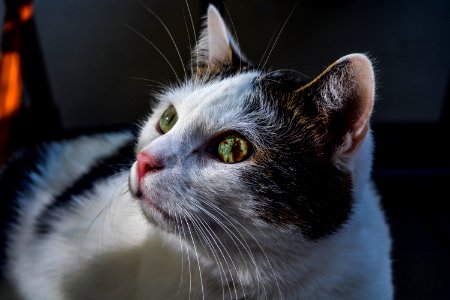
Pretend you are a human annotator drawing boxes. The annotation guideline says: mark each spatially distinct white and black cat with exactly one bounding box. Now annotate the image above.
[0,5,392,300]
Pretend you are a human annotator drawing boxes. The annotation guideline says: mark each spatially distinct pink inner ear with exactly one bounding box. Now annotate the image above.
[339,54,375,156]
[207,5,231,65]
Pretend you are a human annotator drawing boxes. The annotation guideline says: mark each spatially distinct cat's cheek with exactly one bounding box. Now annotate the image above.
[128,162,139,196]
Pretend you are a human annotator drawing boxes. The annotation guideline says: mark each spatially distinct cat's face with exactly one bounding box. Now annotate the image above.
[129,6,375,249]
[129,72,263,236]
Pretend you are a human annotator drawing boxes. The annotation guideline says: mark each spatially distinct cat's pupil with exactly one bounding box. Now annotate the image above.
[159,105,178,134]
[217,134,250,163]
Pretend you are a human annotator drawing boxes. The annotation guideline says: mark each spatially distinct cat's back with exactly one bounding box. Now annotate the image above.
[0,129,152,299]
[0,130,135,274]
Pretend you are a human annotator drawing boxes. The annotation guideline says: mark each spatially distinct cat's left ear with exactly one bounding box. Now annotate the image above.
[296,54,375,160]
[193,5,247,72]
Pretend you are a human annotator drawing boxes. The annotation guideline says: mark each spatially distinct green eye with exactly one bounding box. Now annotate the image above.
[217,133,251,164]
[159,105,178,134]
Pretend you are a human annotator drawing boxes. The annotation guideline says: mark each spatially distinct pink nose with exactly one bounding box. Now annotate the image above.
[137,151,164,183]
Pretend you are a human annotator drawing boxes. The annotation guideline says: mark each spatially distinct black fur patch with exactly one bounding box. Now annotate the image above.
[34,140,136,235]
[239,70,354,240]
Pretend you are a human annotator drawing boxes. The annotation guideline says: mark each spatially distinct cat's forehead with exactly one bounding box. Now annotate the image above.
[162,71,259,115]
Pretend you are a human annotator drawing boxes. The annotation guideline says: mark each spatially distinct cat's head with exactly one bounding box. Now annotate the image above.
[129,5,375,247]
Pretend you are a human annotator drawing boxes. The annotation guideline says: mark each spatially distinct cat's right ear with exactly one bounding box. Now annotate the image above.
[192,5,248,73]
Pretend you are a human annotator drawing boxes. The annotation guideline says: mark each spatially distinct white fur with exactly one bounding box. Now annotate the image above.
[5,6,392,299]
[6,75,392,299]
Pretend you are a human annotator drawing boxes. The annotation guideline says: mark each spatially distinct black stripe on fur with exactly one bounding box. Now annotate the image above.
[34,140,135,236]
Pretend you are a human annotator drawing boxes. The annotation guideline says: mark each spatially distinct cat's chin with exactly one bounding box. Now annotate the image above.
[141,196,169,218]
[136,193,177,232]
[128,163,175,228]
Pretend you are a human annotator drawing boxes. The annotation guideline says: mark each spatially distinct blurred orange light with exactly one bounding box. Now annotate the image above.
[20,4,34,23]
[0,52,22,119]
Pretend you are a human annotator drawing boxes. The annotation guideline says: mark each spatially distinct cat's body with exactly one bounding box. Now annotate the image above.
[0,6,392,300]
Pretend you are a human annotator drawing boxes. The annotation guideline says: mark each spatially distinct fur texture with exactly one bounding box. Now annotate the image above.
[1,5,392,300]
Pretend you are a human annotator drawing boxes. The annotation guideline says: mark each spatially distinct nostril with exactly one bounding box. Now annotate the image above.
[143,163,152,174]
[137,152,164,183]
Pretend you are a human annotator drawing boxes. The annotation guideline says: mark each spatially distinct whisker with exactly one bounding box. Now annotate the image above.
[182,214,205,300]
[182,9,193,75]
[174,213,185,296]
[179,212,193,300]
[194,203,260,299]
[185,208,233,299]
[122,22,181,83]
[191,205,246,299]
[78,176,130,265]
[260,68,310,81]
[258,22,282,70]
[260,2,299,71]
[130,76,168,88]
[138,1,188,79]
[200,201,273,299]
[222,3,242,70]
[190,216,230,299]
[183,0,198,71]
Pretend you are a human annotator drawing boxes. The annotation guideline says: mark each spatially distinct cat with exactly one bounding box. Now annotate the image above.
[0,5,393,300]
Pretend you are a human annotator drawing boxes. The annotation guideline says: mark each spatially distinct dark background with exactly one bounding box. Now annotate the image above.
[1,0,449,298]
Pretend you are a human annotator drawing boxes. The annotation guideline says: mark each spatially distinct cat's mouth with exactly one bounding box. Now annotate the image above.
[132,188,173,225]
[139,193,174,222]
[129,163,173,224]
[133,186,176,228]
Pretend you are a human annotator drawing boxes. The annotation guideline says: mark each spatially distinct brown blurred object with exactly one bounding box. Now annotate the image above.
[0,0,61,164]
